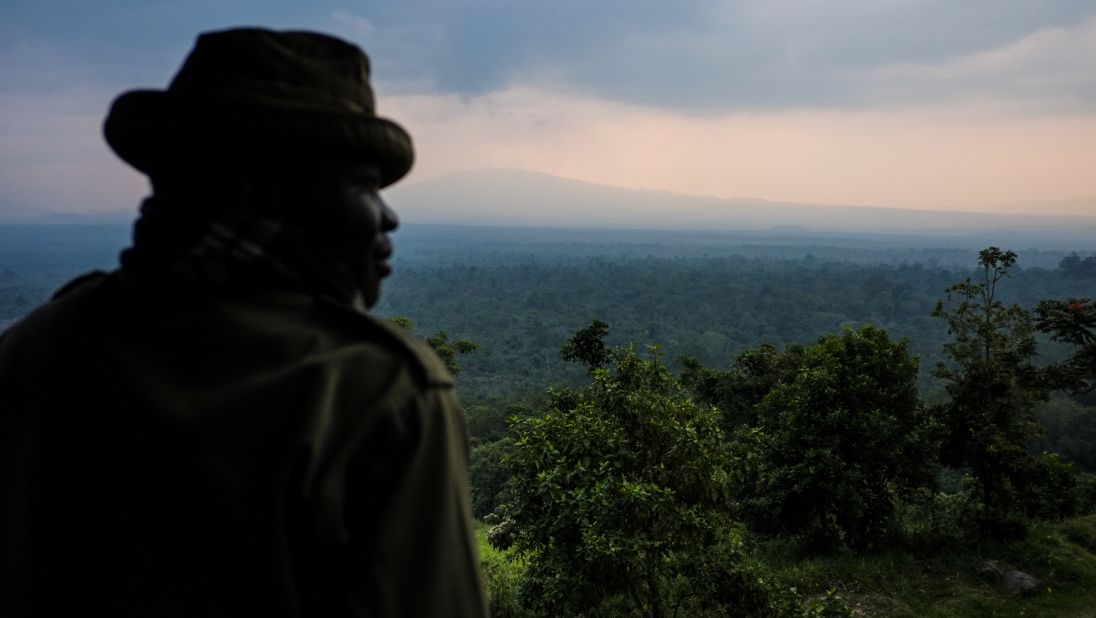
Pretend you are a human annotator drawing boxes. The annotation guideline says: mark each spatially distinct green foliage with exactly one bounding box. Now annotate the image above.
[752,515,1096,617]
[1059,515,1096,552]
[470,437,513,518]
[1032,395,1096,472]
[427,330,480,375]
[500,322,738,617]
[376,245,1086,400]
[1025,452,1094,521]
[1035,297,1095,394]
[464,397,537,443]
[891,471,985,547]
[932,247,1047,535]
[732,325,939,552]
[660,540,853,617]
[386,315,479,375]
[386,315,415,332]
[680,343,805,431]
[477,525,532,618]
[559,318,610,371]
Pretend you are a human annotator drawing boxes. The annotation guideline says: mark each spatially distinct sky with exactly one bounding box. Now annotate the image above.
[2,0,1095,218]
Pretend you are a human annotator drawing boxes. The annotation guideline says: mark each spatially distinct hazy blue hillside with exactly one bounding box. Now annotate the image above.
[390,224,1087,269]
[389,168,1096,244]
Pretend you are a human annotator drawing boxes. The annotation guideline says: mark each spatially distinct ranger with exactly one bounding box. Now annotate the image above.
[0,27,486,617]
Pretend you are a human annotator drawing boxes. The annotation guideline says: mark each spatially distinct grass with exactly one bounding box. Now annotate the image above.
[754,515,1096,617]
[477,523,532,618]
[476,516,1096,616]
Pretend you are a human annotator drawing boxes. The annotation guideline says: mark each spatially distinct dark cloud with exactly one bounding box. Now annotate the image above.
[2,0,1094,111]
[335,0,1096,111]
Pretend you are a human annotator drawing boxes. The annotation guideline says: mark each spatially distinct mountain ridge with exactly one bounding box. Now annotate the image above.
[388,168,1096,237]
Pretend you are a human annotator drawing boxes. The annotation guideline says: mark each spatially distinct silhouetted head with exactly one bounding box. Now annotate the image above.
[104,28,411,307]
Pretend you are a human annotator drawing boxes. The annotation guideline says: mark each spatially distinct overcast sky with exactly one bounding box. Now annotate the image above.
[2,1,1095,216]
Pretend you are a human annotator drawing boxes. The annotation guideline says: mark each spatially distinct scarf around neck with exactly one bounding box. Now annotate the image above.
[120,196,367,310]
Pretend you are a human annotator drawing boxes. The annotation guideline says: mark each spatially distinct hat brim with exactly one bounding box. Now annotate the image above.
[104,90,414,188]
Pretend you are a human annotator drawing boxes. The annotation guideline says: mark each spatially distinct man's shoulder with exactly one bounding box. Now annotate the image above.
[50,270,111,301]
[1,271,110,336]
[0,270,113,373]
[333,309,455,389]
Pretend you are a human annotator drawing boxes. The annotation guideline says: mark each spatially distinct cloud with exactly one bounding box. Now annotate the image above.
[330,9,376,35]
[331,0,1096,112]
[2,1,1094,218]
[862,15,1096,111]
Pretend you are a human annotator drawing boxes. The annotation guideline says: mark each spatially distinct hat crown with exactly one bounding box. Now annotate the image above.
[168,28,377,115]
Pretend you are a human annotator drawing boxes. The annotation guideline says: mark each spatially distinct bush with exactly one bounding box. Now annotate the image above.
[733,326,939,552]
[892,471,984,547]
[500,322,741,616]
[1023,452,1087,521]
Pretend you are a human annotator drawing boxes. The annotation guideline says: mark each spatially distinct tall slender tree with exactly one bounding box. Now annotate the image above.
[932,247,1045,534]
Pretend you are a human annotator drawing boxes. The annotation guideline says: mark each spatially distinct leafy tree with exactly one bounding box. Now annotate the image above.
[426,330,480,376]
[1033,395,1096,472]
[499,322,736,617]
[931,247,1046,534]
[1058,252,1096,278]
[558,318,609,371]
[464,398,536,443]
[732,325,938,551]
[470,437,514,518]
[680,343,805,430]
[1035,298,1096,394]
[387,316,479,375]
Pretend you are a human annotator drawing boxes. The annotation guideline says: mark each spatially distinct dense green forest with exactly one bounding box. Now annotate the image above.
[4,224,1096,616]
[460,248,1096,617]
[379,249,1091,398]
[380,234,1096,616]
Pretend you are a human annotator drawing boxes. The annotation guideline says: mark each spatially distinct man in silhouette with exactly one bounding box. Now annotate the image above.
[0,28,486,617]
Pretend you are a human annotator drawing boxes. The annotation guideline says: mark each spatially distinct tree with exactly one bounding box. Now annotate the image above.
[1035,298,1096,395]
[680,343,805,431]
[558,318,609,371]
[732,325,938,551]
[499,322,736,617]
[426,330,480,376]
[1058,252,1096,278]
[386,316,479,375]
[470,437,515,518]
[932,247,1045,534]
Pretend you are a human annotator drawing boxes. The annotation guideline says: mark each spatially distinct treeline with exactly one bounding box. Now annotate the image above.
[451,248,1096,616]
[378,249,1094,401]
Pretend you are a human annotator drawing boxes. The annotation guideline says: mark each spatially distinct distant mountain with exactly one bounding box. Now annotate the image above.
[388,168,1096,240]
[977,197,1096,217]
[0,210,133,225]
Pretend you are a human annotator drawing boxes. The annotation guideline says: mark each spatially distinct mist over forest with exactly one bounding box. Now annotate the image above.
[389,169,1096,244]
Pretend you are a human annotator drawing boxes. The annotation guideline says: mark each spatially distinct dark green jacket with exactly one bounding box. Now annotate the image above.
[0,270,487,617]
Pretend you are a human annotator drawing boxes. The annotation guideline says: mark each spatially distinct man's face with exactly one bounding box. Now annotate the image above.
[311,160,399,308]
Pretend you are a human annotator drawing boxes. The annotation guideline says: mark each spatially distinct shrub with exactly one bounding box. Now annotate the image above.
[733,326,939,552]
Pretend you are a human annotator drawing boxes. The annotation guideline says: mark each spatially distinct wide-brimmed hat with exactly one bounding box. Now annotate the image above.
[104,27,413,187]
